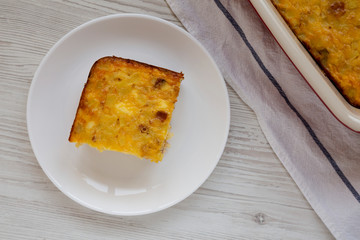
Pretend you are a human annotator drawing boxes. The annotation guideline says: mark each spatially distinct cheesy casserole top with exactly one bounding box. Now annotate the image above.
[69,56,183,162]
[272,0,360,107]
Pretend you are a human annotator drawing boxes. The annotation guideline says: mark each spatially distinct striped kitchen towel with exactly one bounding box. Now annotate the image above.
[166,0,360,239]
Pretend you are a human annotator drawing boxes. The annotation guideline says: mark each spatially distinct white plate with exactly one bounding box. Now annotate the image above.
[249,0,360,132]
[27,14,230,215]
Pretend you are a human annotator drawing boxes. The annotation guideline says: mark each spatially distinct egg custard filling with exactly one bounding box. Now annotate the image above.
[272,0,360,107]
[69,56,183,162]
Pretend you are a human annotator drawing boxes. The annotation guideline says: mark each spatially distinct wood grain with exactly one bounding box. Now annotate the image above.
[0,0,334,239]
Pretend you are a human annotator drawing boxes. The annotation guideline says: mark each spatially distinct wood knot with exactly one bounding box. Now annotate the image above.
[254,213,266,225]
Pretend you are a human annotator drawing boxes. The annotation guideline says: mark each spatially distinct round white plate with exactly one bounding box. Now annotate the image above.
[27,14,230,215]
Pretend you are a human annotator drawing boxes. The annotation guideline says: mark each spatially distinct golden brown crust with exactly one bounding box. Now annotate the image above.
[69,56,183,162]
[98,56,184,79]
[272,0,360,108]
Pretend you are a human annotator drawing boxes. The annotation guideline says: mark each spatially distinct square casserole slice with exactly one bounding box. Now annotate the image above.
[69,56,184,162]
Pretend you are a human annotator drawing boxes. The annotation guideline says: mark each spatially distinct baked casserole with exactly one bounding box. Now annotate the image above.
[271,0,360,107]
[69,56,183,162]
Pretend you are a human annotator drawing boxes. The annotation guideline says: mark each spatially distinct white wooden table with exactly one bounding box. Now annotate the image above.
[1,1,335,239]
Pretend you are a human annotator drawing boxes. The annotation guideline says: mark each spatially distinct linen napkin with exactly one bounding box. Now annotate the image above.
[166,0,360,239]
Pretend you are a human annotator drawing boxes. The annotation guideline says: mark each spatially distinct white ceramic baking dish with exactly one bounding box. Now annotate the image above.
[249,0,360,132]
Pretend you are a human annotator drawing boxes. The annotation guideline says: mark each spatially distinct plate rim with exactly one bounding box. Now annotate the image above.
[26,13,230,215]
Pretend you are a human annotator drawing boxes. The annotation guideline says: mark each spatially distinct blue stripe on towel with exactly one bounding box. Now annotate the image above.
[213,0,360,202]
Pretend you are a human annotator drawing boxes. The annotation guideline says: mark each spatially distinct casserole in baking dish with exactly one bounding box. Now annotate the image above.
[272,0,360,108]
[249,0,360,132]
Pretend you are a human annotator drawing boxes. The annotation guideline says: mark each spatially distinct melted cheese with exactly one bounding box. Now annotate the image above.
[272,0,360,107]
[69,56,183,162]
